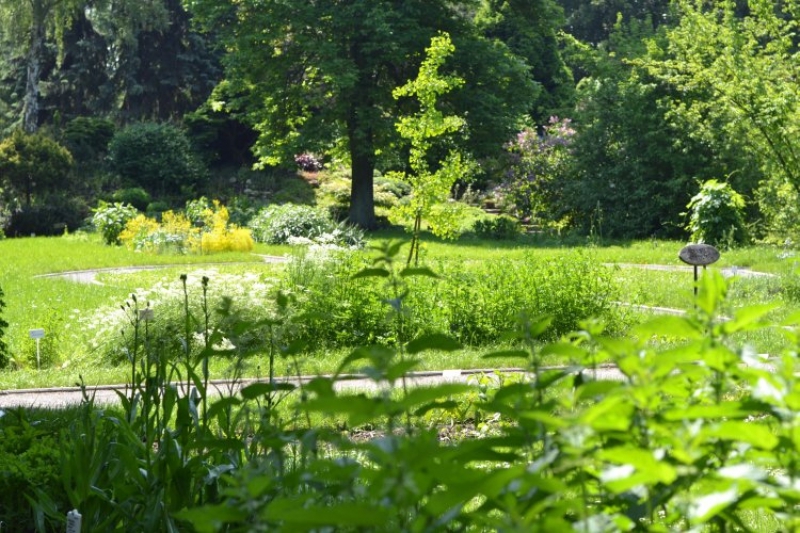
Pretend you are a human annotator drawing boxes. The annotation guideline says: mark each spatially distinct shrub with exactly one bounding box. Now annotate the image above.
[294,152,324,171]
[0,409,67,532]
[119,200,253,254]
[472,215,521,240]
[0,130,74,206]
[107,122,207,199]
[248,203,362,247]
[111,187,151,212]
[92,201,140,245]
[61,116,115,163]
[497,118,574,225]
[6,195,90,237]
[271,176,316,204]
[686,179,748,248]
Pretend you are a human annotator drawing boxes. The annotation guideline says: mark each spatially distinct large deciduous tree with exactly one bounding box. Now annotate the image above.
[186,0,538,229]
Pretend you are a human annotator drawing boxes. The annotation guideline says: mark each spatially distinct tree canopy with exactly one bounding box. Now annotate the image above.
[187,0,538,228]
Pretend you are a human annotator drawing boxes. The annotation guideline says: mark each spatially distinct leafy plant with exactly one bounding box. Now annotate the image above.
[498,117,575,226]
[390,32,476,265]
[248,203,363,247]
[471,214,521,240]
[686,178,748,248]
[118,201,254,254]
[0,130,74,206]
[107,122,207,199]
[111,187,151,212]
[91,201,140,245]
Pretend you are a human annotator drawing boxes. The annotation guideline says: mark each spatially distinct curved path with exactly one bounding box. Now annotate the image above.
[33,254,288,285]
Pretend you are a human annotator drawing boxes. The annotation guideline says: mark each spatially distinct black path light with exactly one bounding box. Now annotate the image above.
[678,243,721,303]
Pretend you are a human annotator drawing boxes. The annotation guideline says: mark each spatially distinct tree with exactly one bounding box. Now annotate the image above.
[0,0,169,132]
[641,0,800,238]
[476,0,574,120]
[0,129,73,206]
[390,33,475,265]
[561,17,760,239]
[185,0,538,228]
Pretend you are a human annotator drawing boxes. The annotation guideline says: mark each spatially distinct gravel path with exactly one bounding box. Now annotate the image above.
[33,255,288,285]
[0,367,631,409]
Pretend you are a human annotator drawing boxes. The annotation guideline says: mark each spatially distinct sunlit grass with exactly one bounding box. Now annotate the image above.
[1,231,799,390]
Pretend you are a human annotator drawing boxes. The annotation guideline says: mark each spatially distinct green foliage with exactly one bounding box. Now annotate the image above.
[0,409,66,532]
[686,179,748,248]
[111,187,151,212]
[107,122,207,199]
[188,0,539,228]
[390,33,476,264]
[0,130,74,206]
[471,215,521,240]
[643,0,800,240]
[119,203,254,255]
[280,248,621,347]
[61,116,115,163]
[91,201,139,245]
[16,244,800,530]
[5,194,89,237]
[498,117,575,226]
[248,203,364,247]
[270,176,316,205]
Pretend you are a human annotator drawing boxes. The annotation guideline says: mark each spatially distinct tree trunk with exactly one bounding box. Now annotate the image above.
[347,106,377,230]
[22,17,45,133]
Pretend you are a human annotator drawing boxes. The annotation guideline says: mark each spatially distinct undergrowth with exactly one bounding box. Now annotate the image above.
[2,243,800,531]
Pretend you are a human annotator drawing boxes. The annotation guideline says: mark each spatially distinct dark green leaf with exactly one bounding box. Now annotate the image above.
[352,268,390,279]
[406,334,461,354]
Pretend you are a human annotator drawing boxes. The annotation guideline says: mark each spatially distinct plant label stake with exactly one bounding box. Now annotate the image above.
[67,509,82,533]
[678,244,720,304]
[28,328,45,370]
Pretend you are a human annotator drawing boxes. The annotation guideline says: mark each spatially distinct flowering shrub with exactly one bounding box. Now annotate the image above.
[119,200,254,254]
[294,152,323,171]
[92,201,140,245]
[497,116,575,225]
[248,203,363,247]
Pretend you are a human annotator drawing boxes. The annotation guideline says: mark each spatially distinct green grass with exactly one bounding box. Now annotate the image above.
[1,231,799,390]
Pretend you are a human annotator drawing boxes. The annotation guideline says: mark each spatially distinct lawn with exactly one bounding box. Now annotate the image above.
[0,231,797,390]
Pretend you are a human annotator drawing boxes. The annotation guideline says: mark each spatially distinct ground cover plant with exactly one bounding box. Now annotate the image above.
[3,255,800,531]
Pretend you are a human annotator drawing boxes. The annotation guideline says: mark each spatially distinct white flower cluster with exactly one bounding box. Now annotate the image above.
[69,268,276,364]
